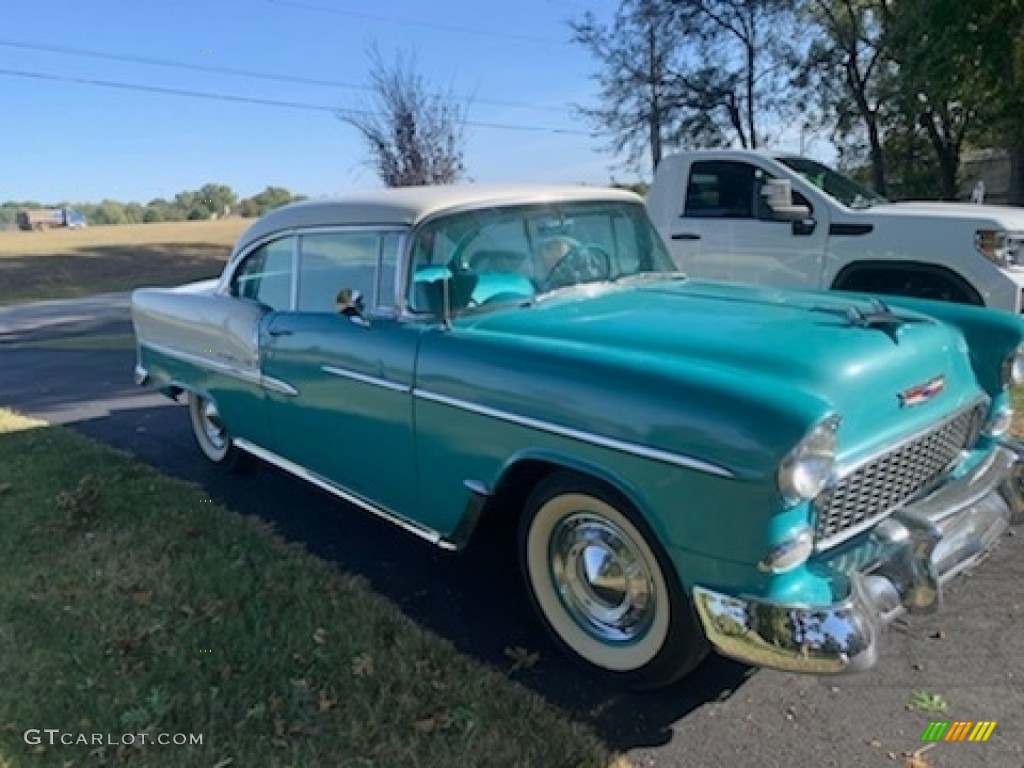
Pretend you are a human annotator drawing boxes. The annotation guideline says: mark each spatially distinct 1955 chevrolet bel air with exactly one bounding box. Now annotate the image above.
[132,184,1024,689]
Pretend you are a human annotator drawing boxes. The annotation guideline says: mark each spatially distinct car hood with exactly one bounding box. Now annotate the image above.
[868,201,1024,227]
[453,278,984,465]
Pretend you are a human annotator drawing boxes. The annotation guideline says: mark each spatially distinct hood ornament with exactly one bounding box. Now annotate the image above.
[898,375,945,407]
[812,298,932,342]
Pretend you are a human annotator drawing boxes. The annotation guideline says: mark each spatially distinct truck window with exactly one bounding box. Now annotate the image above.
[684,161,755,219]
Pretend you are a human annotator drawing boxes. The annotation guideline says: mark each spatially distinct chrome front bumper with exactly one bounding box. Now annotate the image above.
[692,442,1024,674]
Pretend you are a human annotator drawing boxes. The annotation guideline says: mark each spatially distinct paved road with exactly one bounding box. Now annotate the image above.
[1,297,1022,768]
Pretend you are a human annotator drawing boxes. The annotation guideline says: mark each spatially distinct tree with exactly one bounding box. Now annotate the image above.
[572,1,802,174]
[676,0,803,150]
[238,186,300,218]
[885,0,984,199]
[799,0,893,195]
[338,47,466,187]
[572,0,694,173]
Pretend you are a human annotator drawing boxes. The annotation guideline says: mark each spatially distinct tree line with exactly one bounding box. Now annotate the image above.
[572,0,1024,202]
[0,184,306,229]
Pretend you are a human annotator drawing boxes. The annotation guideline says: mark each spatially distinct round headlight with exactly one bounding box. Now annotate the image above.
[778,416,839,505]
[1003,344,1024,387]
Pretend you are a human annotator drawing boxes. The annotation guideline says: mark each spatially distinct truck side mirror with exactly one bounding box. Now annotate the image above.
[758,179,811,222]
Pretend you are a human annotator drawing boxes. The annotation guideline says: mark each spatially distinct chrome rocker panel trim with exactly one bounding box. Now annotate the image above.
[693,445,1022,674]
[234,438,457,551]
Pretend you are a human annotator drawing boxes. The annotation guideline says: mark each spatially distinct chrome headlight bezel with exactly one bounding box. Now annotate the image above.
[777,416,840,507]
[1002,343,1024,389]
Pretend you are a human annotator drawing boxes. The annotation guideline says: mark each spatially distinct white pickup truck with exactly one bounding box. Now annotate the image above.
[646,150,1024,312]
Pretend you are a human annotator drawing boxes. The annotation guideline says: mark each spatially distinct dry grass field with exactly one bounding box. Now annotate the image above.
[0,219,250,304]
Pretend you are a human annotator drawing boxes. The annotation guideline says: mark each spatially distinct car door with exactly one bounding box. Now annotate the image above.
[260,228,424,518]
[668,160,826,289]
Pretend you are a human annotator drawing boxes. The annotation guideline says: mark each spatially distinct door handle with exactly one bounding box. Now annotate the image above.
[268,328,293,337]
[671,232,701,241]
[792,218,817,236]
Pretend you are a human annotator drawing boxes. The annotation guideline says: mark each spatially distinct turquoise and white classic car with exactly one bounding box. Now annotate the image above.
[132,185,1024,689]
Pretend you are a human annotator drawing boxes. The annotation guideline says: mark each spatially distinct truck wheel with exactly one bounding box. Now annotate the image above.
[518,471,709,690]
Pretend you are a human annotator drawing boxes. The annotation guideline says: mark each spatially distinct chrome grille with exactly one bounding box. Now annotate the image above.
[813,404,984,548]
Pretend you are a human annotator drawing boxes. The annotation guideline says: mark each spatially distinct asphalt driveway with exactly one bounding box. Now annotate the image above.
[1,296,1021,768]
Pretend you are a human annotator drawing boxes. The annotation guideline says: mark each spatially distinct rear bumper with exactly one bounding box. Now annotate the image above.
[692,442,1024,674]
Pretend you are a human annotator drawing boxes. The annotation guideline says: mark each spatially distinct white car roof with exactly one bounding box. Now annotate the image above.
[233,183,643,254]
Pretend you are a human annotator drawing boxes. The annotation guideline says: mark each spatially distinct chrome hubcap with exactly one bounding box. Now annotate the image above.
[550,513,656,643]
[199,399,226,451]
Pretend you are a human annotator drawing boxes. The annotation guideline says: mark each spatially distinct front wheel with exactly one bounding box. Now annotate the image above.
[187,391,242,469]
[518,472,709,689]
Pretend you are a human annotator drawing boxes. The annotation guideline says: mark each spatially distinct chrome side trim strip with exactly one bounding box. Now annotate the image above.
[413,388,735,479]
[321,365,412,394]
[142,341,299,396]
[234,438,456,550]
[143,340,260,384]
[262,376,299,397]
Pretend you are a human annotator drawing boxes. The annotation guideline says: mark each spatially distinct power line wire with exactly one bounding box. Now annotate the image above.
[0,38,568,114]
[0,67,590,135]
[263,0,563,46]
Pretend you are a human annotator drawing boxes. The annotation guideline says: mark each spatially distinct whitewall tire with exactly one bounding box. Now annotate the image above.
[187,391,239,467]
[519,472,709,689]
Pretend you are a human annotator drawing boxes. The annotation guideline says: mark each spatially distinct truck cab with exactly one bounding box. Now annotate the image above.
[646,149,1024,312]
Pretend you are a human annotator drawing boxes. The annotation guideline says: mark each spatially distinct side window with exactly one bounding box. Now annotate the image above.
[684,161,756,219]
[297,231,388,314]
[230,237,294,311]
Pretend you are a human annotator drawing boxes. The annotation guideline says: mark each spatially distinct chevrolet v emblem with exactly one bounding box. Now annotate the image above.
[899,375,945,407]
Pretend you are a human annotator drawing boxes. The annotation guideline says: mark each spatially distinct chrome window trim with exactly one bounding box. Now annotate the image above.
[222,232,299,310]
[321,364,411,394]
[233,437,455,550]
[413,388,735,478]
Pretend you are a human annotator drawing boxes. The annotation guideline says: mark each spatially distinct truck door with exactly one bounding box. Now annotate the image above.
[667,160,827,289]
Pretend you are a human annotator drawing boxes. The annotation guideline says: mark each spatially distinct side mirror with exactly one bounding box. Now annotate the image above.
[335,288,369,326]
[759,179,811,222]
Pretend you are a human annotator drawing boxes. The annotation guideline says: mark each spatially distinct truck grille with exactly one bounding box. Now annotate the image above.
[813,404,985,548]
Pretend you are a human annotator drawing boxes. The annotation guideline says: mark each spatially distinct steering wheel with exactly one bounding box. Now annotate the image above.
[544,238,613,290]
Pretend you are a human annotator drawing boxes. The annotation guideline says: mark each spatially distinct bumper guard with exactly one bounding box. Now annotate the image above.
[693,442,1024,674]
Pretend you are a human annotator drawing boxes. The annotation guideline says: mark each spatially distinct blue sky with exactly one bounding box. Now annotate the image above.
[0,0,623,202]
[1,0,813,204]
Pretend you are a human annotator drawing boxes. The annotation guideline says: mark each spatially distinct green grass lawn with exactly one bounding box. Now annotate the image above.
[0,410,623,768]
[0,220,247,304]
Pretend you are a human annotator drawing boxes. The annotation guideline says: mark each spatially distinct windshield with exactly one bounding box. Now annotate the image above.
[406,200,677,315]
[777,156,887,209]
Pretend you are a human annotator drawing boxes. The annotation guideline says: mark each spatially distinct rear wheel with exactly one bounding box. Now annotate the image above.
[518,472,708,689]
[187,391,241,468]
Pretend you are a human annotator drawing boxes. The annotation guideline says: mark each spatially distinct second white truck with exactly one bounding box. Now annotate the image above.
[646,150,1024,313]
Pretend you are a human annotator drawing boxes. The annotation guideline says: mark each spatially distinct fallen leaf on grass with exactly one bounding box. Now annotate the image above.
[413,708,451,734]
[351,653,373,678]
[908,690,947,712]
[504,645,540,672]
[317,691,335,713]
